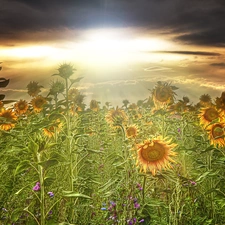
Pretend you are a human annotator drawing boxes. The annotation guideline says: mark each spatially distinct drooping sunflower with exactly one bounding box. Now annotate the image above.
[105,107,128,127]
[126,125,138,138]
[0,109,18,131]
[199,94,212,107]
[199,106,221,127]
[152,82,177,108]
[215,92,225,115]
[14,99,29,115]
[31,95,47,113]
[135,138,177,175]
[90,99,100,112]
[206,123,225,147]
[27,81,43,97]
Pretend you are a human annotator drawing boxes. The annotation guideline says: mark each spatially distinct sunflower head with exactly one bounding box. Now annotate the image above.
[0,101,4,112]
[49,80,65,96]
[27,81,43,97]
[43,119,62,138]
[105,107,128,127]
[136,137,177,175]
[31,95,47,113]
[207,123,225,147]
[57,63,75,79]
[199,107,220,127]
[199,94,212,107]
[14,99,29,115]
[90,100,100,112]
[126,125,138,138]
[0,109,18,130]
[215,92,225,112]
[152,82,177,108]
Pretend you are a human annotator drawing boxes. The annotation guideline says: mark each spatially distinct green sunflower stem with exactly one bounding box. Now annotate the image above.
[37,153,45,225]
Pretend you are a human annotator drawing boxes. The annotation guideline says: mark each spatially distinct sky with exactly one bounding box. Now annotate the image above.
[1,0,225,107]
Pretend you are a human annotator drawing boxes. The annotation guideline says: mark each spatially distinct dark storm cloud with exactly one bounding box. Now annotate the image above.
[152,51,221,56]
[1,0,225,46]
[210,62,225,67]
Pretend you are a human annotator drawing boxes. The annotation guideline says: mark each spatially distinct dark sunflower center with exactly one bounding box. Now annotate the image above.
[156,87,171,102]
[35,99,45,108]
[204,108,219,121]
[18,103,25,110]
[212,124,224,139]
[141,142,166,162]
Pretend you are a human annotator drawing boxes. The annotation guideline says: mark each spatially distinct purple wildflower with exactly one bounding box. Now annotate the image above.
[32,182,40,191]
[134,202,140,209]
[139,219,144,223]
[190,180,197,186]
[47,191,54,197]
[136,183,143,191]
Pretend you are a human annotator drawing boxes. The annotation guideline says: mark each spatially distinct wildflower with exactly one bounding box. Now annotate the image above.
[206,123,225,147]
[139,219,144,223]
[0,108,18,131]
[31,95,47,113]
[189,180,197,186]
[105,106,128,127]
[14,99,29,115]
[135,137,177,175]
[134,202,140,209]
[32,182,40,191]
[136,183,143,191]
[27,81,43,97]
[126,125,138,138]
[47,192,54,197]
[101,207,107,211]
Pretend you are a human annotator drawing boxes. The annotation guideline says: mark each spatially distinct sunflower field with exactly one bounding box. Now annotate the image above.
[1,64,225,225]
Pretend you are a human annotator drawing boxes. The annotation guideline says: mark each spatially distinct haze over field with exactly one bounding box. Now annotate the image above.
[1,0,225,106]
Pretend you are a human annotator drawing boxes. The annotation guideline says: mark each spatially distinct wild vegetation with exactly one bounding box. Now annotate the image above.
[0,63,225,225]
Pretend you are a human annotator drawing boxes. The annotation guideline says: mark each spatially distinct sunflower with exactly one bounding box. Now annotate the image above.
[90,100,99,112]
[215,92,225,114]
[31,95,47,113]
[27,81,43,97]
[0,101,4,112]
[105,106,128,127]
[57,63,75,79]
[14,99,29,115]
[49,80,65,96]
[152,82,177,108]
[199,106,221,127]
[135,138,177,175]
[126,125,138,138]
[207,123,225,147]
[43,119,62,138]
[0,109,18,131]
[199,94,212,107]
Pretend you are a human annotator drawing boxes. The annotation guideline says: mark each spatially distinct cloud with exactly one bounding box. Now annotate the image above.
[210,62,225,67]
[152,51,221,56]
[0,0,225,48]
